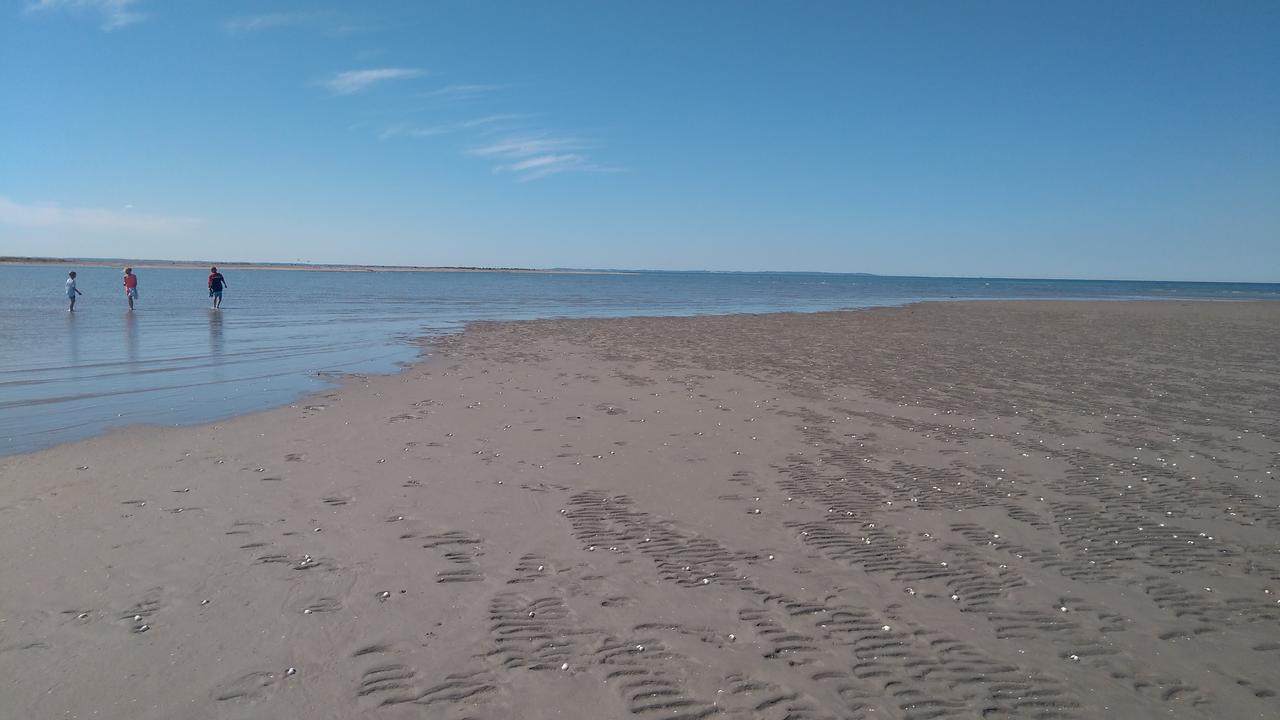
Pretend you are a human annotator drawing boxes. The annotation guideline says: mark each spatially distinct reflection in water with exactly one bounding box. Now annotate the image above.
[209,310,224,362]
[67,311,80,368]
[124,311,138,366]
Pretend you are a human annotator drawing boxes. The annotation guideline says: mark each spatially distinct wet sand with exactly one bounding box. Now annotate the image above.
[1,300,1278,720]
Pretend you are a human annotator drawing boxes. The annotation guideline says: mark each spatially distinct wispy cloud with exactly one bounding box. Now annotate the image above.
[26,0,144,31]
[338,70,615,181]
[223,12,309,34]
[0,196,202,234]
[324,68,426,95]
[456,113,535,132]
[377,114,534,142]
[468,134,619,181]
[426,84,505,101]
[495,154,591,182]
[468,135,586,158]
[377,123,452,141]
[223,10,367,36]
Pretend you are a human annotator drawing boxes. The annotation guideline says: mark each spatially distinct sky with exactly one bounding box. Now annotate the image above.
[1,1,1278,281]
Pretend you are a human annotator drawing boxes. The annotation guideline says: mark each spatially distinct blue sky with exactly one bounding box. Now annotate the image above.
[2,1,1277,280]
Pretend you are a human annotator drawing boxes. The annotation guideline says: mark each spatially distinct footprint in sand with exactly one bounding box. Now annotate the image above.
[119,587,163,631]
[282,557,356,616]
[507,554,550,584]
[211,670,283,702]
[350,642,497,710]
[225,519,264,537]
[61,609,99,625]
[296,597,343,615]
[0,639,51,654]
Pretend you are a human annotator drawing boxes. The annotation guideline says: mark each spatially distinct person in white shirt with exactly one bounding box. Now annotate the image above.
[66,271,83,312]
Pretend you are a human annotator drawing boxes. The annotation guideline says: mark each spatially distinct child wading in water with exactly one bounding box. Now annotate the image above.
[66,271,83,311]
[123,267,138,310]
[208,266,227,309]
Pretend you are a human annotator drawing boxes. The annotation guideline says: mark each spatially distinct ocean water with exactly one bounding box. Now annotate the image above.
[1,264,1277,456]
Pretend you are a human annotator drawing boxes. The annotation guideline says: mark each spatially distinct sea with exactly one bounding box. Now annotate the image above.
[2,264,1277,456]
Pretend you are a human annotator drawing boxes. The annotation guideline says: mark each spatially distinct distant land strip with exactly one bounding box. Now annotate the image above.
[0,257,628,274]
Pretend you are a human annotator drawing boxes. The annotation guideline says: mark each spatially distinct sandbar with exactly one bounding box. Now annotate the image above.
[1,300,1277,719]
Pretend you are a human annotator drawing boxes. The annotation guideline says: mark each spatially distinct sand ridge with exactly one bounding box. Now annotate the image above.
[0,300,1277,719]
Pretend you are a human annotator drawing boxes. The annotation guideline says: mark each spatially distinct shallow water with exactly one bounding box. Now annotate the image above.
[1,264,1276,455]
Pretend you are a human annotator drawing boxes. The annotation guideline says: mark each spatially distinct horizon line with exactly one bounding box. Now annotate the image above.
[1,256,1277,286]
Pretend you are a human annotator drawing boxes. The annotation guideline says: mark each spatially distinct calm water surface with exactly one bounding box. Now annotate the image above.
[2,264,1277,456]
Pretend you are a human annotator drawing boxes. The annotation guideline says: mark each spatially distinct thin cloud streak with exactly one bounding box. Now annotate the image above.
[378,115,535,142]
[468,135,587,159]
[0,196,202,235]
[378,123,453,140]
[26,0,144,30]
[456,113,536,131]
[350,75,614,182]
[466,133,622,181]
[496,154,588,181]
[223,12,309,34]
[324,68,426,95]
[223,10,367,36]
[506,154,583,172]
[426,84,505,100]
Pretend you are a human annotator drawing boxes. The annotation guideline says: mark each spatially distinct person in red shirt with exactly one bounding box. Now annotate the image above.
[123,267,138,310]
[208,266,227,309]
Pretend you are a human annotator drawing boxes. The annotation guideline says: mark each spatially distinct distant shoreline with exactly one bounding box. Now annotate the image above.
[0,257,629,275]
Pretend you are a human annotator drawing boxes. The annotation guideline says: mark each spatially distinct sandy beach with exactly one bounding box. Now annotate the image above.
[1,300,1278,720]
